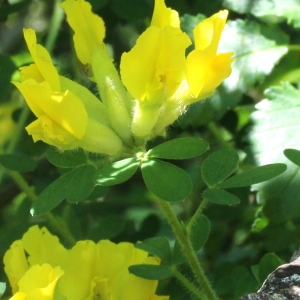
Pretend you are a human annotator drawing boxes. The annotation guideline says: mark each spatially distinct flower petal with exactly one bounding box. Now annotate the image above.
[151,0,180,28]
[13,79,88,140]
[61,0,105,65]
[23,28,60,91]
[120,26,191,104]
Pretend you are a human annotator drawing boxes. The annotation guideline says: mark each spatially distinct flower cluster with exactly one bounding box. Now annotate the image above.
[4,226,168,300]
[13,0,233,155]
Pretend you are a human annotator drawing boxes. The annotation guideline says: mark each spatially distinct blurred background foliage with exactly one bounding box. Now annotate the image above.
[1,0,300,299]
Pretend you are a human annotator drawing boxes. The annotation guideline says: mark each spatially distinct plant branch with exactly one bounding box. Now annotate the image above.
[157,199,219,300]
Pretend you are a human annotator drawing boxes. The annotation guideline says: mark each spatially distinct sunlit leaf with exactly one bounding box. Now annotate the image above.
[248,82,300,221]
[94,157,139,186]
[147,137,208,160]
[223,0,300,28]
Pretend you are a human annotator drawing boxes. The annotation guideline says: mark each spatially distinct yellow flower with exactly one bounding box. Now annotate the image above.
[61,0,133,143]
[13,28,123,155]
[185,10,234,101]
[120,0,233,137]
[4,226,169,300]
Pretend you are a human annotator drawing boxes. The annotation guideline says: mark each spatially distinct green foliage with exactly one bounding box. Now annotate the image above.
[223,0,300,27]
[0,282,5,298]
[201,150,239,187]
[190,215,211,250]
[0,154,37,172]
[94,157,139,186]
[147,137,209,160]
[3,0,300,299]
[46,147,88,168]
[249,83,300,221]
[257,253,283,284]
[135,237,172,265]
[128,264,173,280]
[203,188,240,205]
[141,159,192,202]
[32,164,96,215]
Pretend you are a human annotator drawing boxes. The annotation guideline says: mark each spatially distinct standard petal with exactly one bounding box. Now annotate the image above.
[120,26,190,104]
[61,0,105,65]
[13,79,88,140]
[151,0,180,28]
[21,226,68,268]
[23,28,60,90]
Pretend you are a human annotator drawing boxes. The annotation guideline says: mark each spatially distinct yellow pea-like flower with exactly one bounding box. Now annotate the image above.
[186,10,234,101]
[3,226,169,300]
[13,28,123,155]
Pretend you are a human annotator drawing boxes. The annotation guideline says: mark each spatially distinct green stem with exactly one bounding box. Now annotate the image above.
[157,199,219,300]
[173,269,208,300]
[8,170,76,247]
[186,198,208,234]
[45,0,65,53]
[288,45,300,52]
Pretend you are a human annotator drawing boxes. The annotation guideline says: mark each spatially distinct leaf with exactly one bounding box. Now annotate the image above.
[172,240,186,265]
[0,154,37,172]
[217,164,287,189]
[201,150,239,187]
[147,137,209,160]
[203,188,240,205]
[32,171,76,215]
[88,215,125,241]
[135,237,172,265]
[32,164,96,215]
[141,159,192,202]
[248,83,300,221]
[46,147,88,168]
[190,215,211,250]
[219,19,288,93]
[223,0,300,28]
[66,164,96,203]
[0,54,16,99]
[94,157,139,186]
[284,148,300,166]
[258,253,283,284]
[0,282,6,297]
[128,264,173,280]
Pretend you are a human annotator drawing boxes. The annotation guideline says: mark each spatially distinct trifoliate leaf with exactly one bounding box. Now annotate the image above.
[248,82,300,221]
[147,137,209,160]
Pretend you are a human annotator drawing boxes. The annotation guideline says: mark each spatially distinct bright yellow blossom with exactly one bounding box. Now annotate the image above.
[120,0,233,137]
[14,0,233,151]
[13,28,123,155]
[4,226,169,300]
